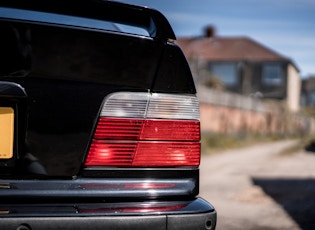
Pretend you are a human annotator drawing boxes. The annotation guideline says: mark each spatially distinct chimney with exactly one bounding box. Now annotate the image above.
[204,25,216,38]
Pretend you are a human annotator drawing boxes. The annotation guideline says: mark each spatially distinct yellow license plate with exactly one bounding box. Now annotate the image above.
[0,107,14,159]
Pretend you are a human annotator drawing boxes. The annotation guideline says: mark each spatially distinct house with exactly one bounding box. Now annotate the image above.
[176,26,301,112]
[301,76,315,107]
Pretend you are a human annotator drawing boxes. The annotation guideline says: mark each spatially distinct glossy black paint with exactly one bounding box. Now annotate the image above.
[0,1,216,228]
[0,17,196,177]
[0,178,197,200]
[0,0,176,40]
[0,198,215,216]
[0,199,216,230]
[0,20,159,176]
[0,82,27,174]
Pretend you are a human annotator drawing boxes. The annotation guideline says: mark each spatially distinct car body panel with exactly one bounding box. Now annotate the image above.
[0,1,216,229]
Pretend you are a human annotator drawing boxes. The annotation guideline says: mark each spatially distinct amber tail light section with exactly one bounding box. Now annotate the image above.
[84,92,200,167]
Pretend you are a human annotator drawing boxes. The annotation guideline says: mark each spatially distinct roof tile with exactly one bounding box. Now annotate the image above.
[176,36,289,62]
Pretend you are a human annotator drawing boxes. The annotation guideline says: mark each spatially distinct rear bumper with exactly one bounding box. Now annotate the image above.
[0,177,197,199]
[0,198,216,230]
[0,213,217,230]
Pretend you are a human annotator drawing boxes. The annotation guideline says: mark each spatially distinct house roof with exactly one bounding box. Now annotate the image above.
[176,36,292,63]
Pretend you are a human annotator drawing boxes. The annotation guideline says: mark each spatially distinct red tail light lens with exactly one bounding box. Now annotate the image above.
[94,118,200,140]
[94,118,143,140]
[85,92,200,167]
[85,141,200,167]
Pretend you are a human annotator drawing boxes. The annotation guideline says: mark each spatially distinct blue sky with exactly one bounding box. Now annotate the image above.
[120,0,315,78]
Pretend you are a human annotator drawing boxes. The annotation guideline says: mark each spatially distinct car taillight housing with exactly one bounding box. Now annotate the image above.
[84,92,200,167]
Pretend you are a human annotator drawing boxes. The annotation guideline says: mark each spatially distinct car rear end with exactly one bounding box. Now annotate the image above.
[0,0,216,229]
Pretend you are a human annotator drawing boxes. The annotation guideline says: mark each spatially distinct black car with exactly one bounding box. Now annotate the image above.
[0,0,216,229]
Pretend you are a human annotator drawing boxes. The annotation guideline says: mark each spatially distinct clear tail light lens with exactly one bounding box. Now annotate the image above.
[85,92,200,167]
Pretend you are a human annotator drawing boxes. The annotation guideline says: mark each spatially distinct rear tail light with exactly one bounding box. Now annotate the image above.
[84,92,200,167]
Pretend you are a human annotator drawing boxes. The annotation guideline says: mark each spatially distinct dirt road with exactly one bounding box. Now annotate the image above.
[200,139,315,230]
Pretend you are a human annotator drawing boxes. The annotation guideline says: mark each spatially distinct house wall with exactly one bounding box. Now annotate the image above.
[241,62,253,95]
[205,61,288,100]
[301,76,315,107]
[189,58,300,113]
[286,64,301,112]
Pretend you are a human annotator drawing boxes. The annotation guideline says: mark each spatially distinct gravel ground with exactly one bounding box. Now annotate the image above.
[200,139,315,230]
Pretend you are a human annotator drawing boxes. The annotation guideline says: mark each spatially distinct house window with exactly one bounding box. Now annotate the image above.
[210,63,237,85]
[262,64,283,85]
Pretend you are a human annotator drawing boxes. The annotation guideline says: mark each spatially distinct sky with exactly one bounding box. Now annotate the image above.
[119,0,315,78]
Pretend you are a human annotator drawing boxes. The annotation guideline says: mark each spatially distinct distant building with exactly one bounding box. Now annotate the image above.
[301,76,315,107]
[176,26,301,112]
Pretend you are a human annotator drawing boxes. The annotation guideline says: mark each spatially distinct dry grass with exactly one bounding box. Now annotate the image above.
[278,134,315,156]
[201,132,298,155]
